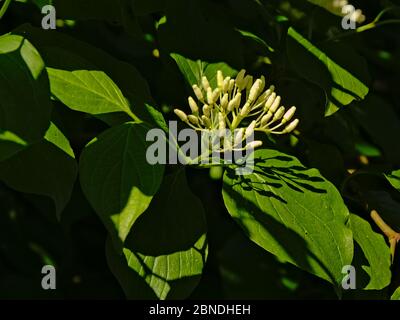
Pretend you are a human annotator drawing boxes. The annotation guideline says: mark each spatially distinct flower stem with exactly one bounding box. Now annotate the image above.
[370,209,400,263]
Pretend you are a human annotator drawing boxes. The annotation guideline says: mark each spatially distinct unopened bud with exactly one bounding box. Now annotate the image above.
[240,102,252,117]
[203,104,211,117]
[261,113,273,127]
[223,77,231,92]
[174,109,188,122]
[228,93,241,112]
[217,70,224,89]
[202,76,210,91]
[282,119,299,134]
[234,128,245,146]
[282,106,296,123]
[249,79,262,102]
[207,87,214,104]
[269,95,281,113]
[188,115,199,125]
[201,115,211,128]
[245,140,263,150]
[218,112,225,131]
[273,106,285,122]
[245,75,253,93]
[236,69,246,89]
[264,92,276,111]
[245,120,256,139]
[192,84,204,101]
[221,93,229,110]
[212,88,220,103]
[228,79,235,92]
[188,96,199,114]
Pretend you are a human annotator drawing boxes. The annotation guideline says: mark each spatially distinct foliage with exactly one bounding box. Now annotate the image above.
[1,0,400,300]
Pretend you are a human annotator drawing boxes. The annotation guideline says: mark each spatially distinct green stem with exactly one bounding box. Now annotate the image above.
[0,0,12,20]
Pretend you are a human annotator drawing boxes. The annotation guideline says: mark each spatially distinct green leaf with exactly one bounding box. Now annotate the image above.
[47,68,138,120]
[44,122,75,158]
[391,287,400,300]
[13,25,155,126]
[349,214,391,290]
[286,28,369,116]
[0,34,52,143]
[222,149,353,286]
[171,53,237,88]
[385,170,400,192]
[80,122,164,243]
[236,29,274,52]
[106,170,208,300]
[0,135,78,219]
[0,130,27,162]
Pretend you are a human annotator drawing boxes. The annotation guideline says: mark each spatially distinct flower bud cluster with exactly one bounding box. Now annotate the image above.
[174,69,300,156]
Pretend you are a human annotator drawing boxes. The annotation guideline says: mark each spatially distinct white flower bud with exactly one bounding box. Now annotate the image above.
[207,87,213,104]
[202,76,210,91]
[282,106,296,123]
[223,77,231,92]
[188,96,199,114]
[245,120,256,139]
[269,95,281,113]
[234,128,245,146]
[249,79,262,102]
[228,92,241,112]
[192,84,204,101]
[273,106,285,122]
[221,93,229,110]
[217,70,224,89]
[174,109,188,122]
[245,140,263,150]
[212,88,220,103]
[218,112,225,131]
[264,92,276,111]
[240,102,252,117]
[236,69,246,89]
[282,119,299,134]
[203,104,211,117]
[228,79,235,92]
[188,115,199,125]
[261,112,273,127]
[201,115,211,128]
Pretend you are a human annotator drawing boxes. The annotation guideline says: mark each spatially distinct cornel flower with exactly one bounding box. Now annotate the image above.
[174,69,299,153]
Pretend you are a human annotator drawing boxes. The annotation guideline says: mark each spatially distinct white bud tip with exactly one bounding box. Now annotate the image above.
[264,92,276,110]
[192,85,204,101]
[201,115,211,128]
[273,106,285,121]
[207,87,213,104]
[202,76,210,90]
[245,120,256,138]
[246,140,263,150]
[261,113,273,126]
[284,119,300,133]
[203,104,211,117]
[188,115,199,125]
[188,96,199,114]
[217,70,224,88]
[249,79,262,102]
[283,106,296,122]
[174,109,188,122]
[269,95,281,113]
